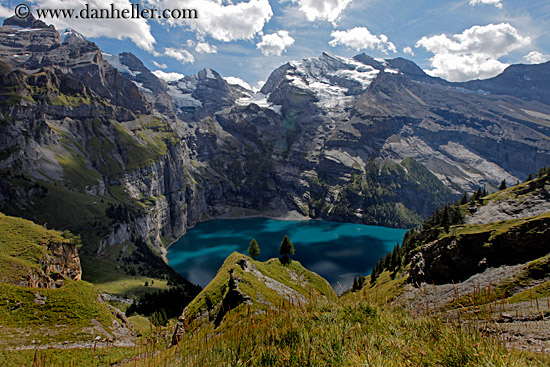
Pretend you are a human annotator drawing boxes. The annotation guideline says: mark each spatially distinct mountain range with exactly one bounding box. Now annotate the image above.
[1,14,549,283]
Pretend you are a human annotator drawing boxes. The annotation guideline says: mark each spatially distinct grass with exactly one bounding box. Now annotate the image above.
[130,293,542,367]
[0,347,137,367]
[0,280,111,328]
[0,280,115,351]
[448,212,550,240]
[359,269,408,305]
[183,253,335,325]
[0,212,65,284]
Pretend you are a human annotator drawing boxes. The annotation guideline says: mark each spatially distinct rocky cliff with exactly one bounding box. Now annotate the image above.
[406,172,550,285]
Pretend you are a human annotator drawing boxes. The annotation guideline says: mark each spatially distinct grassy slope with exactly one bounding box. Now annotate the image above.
[183,252,335,325]
[136,271,544,367]
[0,212,66,284]
[0,213,142,366]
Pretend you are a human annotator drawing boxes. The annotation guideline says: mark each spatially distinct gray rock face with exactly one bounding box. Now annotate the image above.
[3,13,52,29]
[0,16,148,115]
[459,62,550,104]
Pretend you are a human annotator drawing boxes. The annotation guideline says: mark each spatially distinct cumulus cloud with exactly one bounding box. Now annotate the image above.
[0,4,13,17]
[224,76,252,90]
[523,51,550,64]
[28,0,156,51]
[164,47,195,63]
[256,31,295,56]
[416,23,530,81]
[287,0,352,22]
[152,70,185,82]
[144,0,272,42]
[469,0,503,9]
[152,61,167,69]
[195,42,217,54]
[403,46,415,56]
[329,27,397,54]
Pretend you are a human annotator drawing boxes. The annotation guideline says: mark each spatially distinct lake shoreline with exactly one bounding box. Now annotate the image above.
[165,208,310,251]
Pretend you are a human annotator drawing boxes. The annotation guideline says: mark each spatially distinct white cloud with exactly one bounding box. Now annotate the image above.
[403,46,415,56]
[28,0,156,51]
[164,47,195,64]
[523,51,550,64]
[287,0,352,22]
[152,61,167,69]
[144,0,272,42]
[195,42,217,54]
[416,23,531,81]
[469,0,503,9]
[224,76,252,90]
[256,31,295,56]
[152,70,185,82]
[0,4,13,17]
[329,27,397,54]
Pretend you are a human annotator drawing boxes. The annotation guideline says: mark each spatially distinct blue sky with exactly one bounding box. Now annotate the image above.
[1,0,549,89]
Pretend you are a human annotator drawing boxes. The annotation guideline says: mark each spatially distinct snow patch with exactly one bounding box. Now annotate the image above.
[132,81,152,94]
[205,68,216,79]
[168,85,202,108]
[103,53,139,77]
[236,93,283,114]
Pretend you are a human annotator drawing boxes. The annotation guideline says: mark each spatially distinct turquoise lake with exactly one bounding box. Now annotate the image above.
[167,218,408,292]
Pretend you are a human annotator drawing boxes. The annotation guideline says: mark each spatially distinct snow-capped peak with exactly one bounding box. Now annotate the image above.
[284,53,382,108]
[60,28,87,45]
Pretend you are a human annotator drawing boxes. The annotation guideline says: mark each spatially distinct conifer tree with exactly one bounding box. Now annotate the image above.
[498,180,507,190]
[526,173,533,182]
[370,266,378,284]
[459,192,469,205]
[247,238,260,259]
[441,205,450,233]
[353,276,359,291]
[279,235,295,264]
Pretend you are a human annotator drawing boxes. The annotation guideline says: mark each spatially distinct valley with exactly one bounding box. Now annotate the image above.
[0,12,549,366]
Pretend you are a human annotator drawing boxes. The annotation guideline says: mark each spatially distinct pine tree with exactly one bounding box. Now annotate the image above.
[441,205,450,233]
[358,276,365,289]
[279,235,295,264]
[247,239,260,259]
[459,192,469,205]
[391,243,401,270]
[383,251,391,269]
[526,173,533,182]
[472,187,482,202]
[498,180,507,190]
[352,277,359,291]
[370,266,378,284]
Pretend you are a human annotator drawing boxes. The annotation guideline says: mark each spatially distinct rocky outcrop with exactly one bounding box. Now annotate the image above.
[26,239,82,288]
[408,175,550,285]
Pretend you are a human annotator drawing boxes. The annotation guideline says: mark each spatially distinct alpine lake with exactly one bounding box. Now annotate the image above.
[167,217,408,293]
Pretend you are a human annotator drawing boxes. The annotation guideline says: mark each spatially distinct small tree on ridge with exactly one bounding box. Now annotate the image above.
[248,238,260,260]
[279,235,295,264]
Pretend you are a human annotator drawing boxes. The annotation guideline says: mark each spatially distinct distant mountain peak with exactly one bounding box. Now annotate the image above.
[59,28,88,45]
[3,13,52,29]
